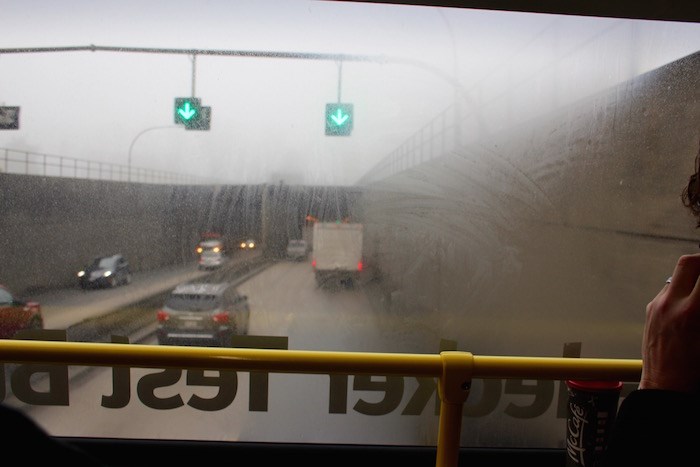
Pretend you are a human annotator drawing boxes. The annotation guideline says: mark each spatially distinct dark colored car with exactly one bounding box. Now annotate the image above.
[156,282,250,346]
[77,254,132,289]
[0,284,43,339]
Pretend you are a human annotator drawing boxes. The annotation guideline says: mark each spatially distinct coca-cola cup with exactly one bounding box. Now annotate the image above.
[565,379,623,467]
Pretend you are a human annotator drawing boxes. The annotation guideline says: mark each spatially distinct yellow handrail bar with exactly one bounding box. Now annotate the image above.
[0,340,642,467]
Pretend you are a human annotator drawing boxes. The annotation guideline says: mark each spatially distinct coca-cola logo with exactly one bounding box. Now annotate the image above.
[566,402,588,465]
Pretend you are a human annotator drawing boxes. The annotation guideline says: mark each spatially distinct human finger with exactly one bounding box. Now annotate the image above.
[667,253,700,294]
[667,255,700,323]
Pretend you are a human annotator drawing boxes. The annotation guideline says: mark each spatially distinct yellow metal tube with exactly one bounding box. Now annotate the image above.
[0,340,642,381]
[473,355,642,382]
[437,402,464,467]
[0,340,643,467]
[0,340,442,375]
[436,352,473,467]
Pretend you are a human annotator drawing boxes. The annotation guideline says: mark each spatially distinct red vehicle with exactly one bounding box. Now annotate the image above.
[0,284,43,339]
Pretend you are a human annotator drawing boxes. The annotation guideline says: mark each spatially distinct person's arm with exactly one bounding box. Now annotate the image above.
[603,253,700,465]
[603,389,700,465]
[639,253,700,393]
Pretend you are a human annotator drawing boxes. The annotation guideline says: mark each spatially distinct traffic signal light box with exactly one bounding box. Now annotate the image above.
[325,103,353,136]
[174,97,211,130]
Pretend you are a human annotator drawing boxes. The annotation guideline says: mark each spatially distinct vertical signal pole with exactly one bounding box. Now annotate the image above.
[325,61,353,136]
[191,54,197,96]
[337,60,343,102]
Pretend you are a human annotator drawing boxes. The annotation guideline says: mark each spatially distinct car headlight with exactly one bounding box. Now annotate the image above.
[103,270,113,277]
[77,270,85,277]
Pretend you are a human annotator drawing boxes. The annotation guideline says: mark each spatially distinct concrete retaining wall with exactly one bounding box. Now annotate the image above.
[0,176,231,295]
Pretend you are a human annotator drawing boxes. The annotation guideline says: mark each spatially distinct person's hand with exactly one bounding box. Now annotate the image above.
[640,253,700,393]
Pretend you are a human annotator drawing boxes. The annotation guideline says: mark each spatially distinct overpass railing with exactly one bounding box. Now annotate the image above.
[357,105,455,185]
[0,339,642,467]
[0,147,215,185]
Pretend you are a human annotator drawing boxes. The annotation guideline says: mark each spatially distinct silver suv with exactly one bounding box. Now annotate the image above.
[156,282,250,346]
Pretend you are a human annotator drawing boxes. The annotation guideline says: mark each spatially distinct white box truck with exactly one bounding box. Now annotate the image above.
[311,222,363,287]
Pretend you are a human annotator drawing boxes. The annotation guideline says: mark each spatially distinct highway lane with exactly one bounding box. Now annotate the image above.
[13,257,432,446]
[8,255,568,448]
[30,250,265,332]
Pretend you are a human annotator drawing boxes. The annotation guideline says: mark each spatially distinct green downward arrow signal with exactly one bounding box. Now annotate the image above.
[331,109,349,126]
[178,102,197,120]
[325,103,353,136]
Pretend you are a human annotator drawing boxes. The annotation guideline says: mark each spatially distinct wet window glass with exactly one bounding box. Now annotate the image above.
[1,0,699,452]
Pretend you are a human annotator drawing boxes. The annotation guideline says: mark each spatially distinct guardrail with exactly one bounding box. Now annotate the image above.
[0,339,642,467]
[0,147,215,185]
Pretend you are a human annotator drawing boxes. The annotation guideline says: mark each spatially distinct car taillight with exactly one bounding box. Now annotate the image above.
[156,310,170,322]
[312,259,316,268]
[357,261,363,271]
[212,312,230,324]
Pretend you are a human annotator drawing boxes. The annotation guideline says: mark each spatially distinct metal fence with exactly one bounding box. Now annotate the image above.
[0,147,214,185]
[356,104,460,185]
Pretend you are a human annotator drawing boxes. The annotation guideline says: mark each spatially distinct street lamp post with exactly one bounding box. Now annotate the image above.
[127,125,179,182]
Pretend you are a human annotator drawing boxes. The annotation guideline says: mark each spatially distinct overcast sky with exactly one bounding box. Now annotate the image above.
[1,1,698,185]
